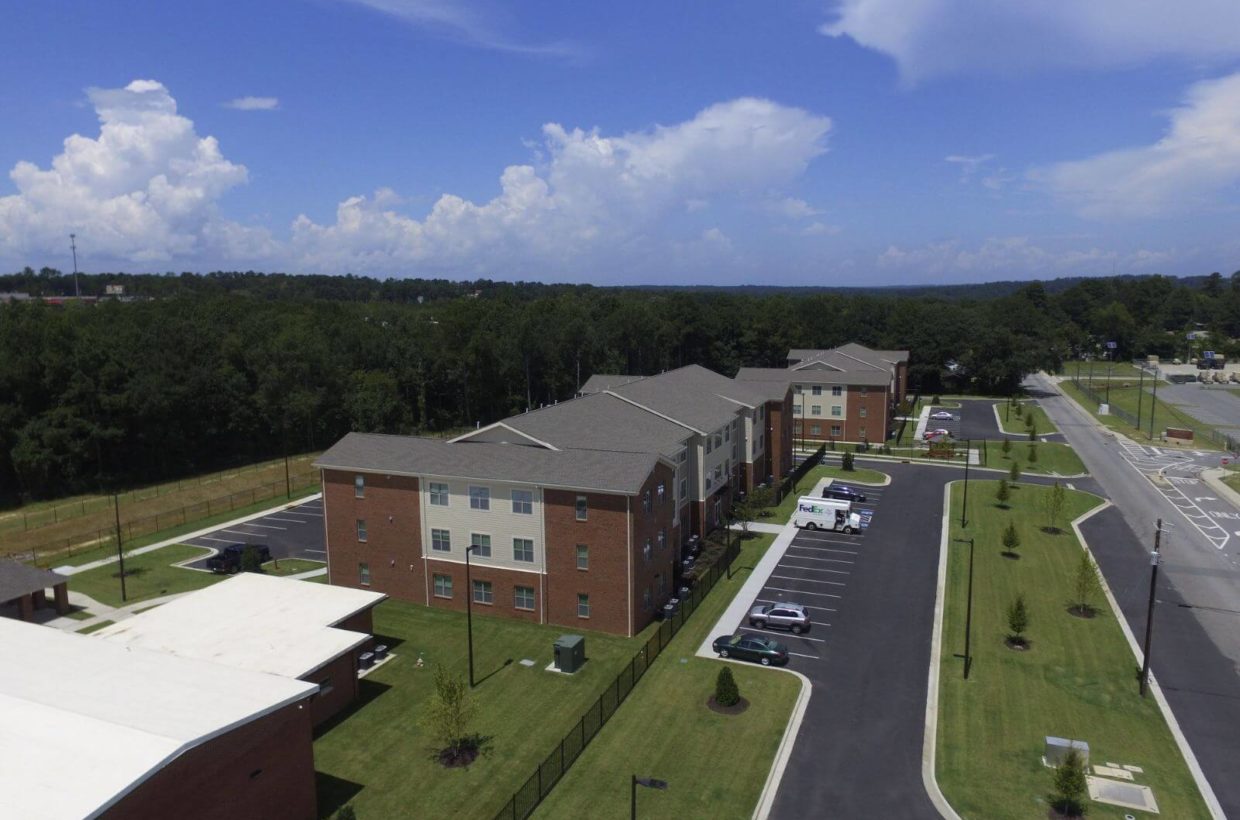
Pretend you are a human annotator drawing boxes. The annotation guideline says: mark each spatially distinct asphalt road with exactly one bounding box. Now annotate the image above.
[1029,372,1240,816]
[733,463,954,820]
[182,496,327,569]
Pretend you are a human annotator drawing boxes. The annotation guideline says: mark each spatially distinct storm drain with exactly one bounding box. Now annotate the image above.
[1087,777,1159,813]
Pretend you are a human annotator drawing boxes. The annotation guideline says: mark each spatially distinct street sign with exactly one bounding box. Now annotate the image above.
[1204,350,1215,359]
[1105,341,1118,349]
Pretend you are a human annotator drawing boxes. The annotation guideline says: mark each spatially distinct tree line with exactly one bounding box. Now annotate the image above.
[1,269,1236,506]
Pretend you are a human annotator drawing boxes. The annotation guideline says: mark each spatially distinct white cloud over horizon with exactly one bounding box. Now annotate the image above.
[822,0,1240,81]
[877,236,1175,279]
[1032,72,1240,219]
[224,96,280,110]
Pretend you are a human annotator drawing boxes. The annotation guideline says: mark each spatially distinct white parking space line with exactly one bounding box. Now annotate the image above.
[778,564,850,575]
[219,528,275,537]
[787,651,821,660]
[745,628,829,643]
[763,586,841,599]
[788,544,858,556]
[191,536,237,543]
[770,574,846,586]
[263,517,308,524]
[303,549,327,554]
[794,534,862,546]
[756,598,837,613]
[280,511,323,517]
[780,553,854,565]
[231,522,287,530]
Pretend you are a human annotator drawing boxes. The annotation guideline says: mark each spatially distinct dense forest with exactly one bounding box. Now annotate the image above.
[1,269,1237,506]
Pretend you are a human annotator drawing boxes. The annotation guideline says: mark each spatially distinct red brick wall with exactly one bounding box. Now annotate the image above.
[303,651,360,726]
[845,386,891,442]
[333,607,375,635]
[103,699,316,820]
[628,463,677,634]
[423,558,543,624]
[323,470,425,604]
[543,487,631,635]
[766,395,792,478]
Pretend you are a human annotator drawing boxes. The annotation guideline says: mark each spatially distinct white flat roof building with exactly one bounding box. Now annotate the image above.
[93,572,387,679]
[0,618,317,820]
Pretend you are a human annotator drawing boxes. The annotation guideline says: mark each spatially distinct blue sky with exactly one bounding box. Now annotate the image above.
[3,0,1240,285]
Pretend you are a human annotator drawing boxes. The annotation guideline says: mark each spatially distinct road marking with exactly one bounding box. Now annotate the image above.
[769,574,846,586]
[191,536,238,543]
[745,627,828,643]
[787,651,820,660]
[778,564,850,575]
[756,598,836,613]
[780,552,855,564]
[763,586,841,599]
[787,545,859,557]
[230,522,288,530]
[281,511,323,517]
[264,516,308,524]
[302,549,327,554]
[793,533,862,546]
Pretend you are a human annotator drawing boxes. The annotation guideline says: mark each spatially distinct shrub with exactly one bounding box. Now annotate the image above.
[1028,443,1038,463]
[715,666,740,707]
[1006,594,1029,645]
[1002,521,1021,555]
[1050,750,1089,817]
[842,451,855,471]
[1009,461,1021,483]
[1028,423,1038,441]
[240,545,264,573]
[932,395,941,405]
[995,479,1011,507]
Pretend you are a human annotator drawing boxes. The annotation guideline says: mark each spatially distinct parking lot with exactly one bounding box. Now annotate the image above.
[925,399,1006,442]
[182,496,327,570]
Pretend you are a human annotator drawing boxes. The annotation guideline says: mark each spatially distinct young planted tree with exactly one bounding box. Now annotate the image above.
[1001,436,1012,454]
[1006,594,1029,648]
[995,478,1011,508]
[1071,552,1103,617]
[1002,521,1021,558]
[1050,749,1088,817]
[422,666,485,766]
[1028,422,1038,441]
[1009,460,1022,483]
[1028,443,1039,463]
[748,485,774,517]
[1042,481,1067,533]
[732,495,754,537]
[842,451,855,471]
[714,666,740,707]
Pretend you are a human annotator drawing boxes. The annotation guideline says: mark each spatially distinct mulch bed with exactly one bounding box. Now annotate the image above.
[707,696,750,715]
[1004,638,1031,651]
[1066,605,1097,619]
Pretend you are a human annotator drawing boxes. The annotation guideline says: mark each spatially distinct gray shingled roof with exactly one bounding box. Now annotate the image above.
[735,367,891,387]
[0,560,66,602]
[605,365,756,433]
[788,344,908,370]
[314,433,661,495]
[579,374,643,394]
[501,393,692,457]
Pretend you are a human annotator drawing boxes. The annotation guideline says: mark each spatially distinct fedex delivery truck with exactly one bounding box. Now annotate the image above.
[793,496,862,533]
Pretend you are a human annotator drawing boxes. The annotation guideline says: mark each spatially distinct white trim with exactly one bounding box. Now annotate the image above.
[321,472,332,585]
[538,486,547,625]
[446,421,561,451]
[626,495,633,638]
[603,390,706,435]
[323,465,643,497]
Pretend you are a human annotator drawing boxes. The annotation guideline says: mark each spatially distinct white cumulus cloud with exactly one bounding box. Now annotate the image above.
[822,0,1240,81]
[0,79,273,264]
[224,96,279,111]
[1032,72,1240,219]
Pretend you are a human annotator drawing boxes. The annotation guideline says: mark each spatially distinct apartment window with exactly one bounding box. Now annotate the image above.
[643,589,652,611]
[811,404,822,415]
[469,485,490,510]
[831,405,842,417]
[576,544,589,570]
[575,495,588,521]
[705,475,713,491]
[758,433,765,450]
[705,437,713,454]
[354,475,365,498]
[356,519,367,542]
[358,562,371,585]
[679,478,687,500]
[643,490,652,514]
[431,528,451,552]
[657,482,665,504]
[514,585,535,611]
[860,407,868,418]
[513,537,534,563]
[470,532,491,558]
[810,424,822,436]
[714,464,723,483]
[860,387,869,397]
[472,580,493,605]
[831,385,842,396]
[433,574,453,598]
[678,450,687,463]
[658,529,666,550]
[643,539,652,562]
[656,574,665,597]
[793,403,802,415]
[831,424,842,437]
[812,385,822,396]
[732,443,738,460]
[758,406,765,420]
[860,426,867,439]
[714,433,723,449]
[511,489,533,515]
[724,426,730,442]
[429,482,449,506]
[577,593,590,618]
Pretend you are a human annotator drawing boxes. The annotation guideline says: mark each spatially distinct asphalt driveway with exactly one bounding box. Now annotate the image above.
[182,496,326,569]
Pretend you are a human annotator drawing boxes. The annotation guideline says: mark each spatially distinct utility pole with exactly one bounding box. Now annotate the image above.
[1149,377,1159,441]
[69,233,80,298]
[113,493,127,602]
[1139,519,1164,697]
[1136,369,1145,432]
[958,538,975,679]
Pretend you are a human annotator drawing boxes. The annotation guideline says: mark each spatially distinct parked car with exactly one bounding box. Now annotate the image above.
[929,410,954,420]
[711,633,789,666]
[822,485,866,503]
[923,428,951,440]
[206,542,272,574]
[748,603,811,634]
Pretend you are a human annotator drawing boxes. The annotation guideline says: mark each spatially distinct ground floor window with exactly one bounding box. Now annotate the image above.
[433,574,452,598]
[810,424,821,435]
[831,424,842,437]
[514,585,535,611]
[473,580,493,605]
[358,562,370,585]
[577,593,590,618]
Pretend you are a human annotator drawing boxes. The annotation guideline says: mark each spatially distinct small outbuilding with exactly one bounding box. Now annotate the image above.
[0,558,70,621]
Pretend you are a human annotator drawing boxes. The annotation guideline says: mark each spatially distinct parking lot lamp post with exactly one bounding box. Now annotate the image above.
[631,775,668,819]
[960,439,970,529]
[954,538,975,679]
[113,493,127,603]
[1139,520,1163,697]
[465,544,479,687]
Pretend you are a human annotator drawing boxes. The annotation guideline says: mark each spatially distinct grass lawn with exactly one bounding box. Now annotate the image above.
[755,464,890,522]
[68,544,220,608]
[1224,470,1240,494]
[535,532,800,820]
[312,600,642,819]
[938,481,1210,819]
[996,401,1059,437]
[980,440,1085,477]
[77,620,115,634]
[262,558,325,576]
[1059,380,1224,450]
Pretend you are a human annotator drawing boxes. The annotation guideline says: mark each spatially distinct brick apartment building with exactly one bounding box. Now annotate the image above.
[315,364,793,637]
[736,343,910,445]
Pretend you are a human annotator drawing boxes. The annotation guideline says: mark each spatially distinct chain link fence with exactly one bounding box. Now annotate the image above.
[1070,379,1238,452]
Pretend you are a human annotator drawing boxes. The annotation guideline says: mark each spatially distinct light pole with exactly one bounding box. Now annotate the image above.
[113,493,127,602]
[69,233,80,299]
[960,439,971,529]
[1139,520,1164,697]
[631,775,668,819]
[1149,377,1159,441]
[465,544,479,687]
[954,538,975,679]
[1136,369,1145,432]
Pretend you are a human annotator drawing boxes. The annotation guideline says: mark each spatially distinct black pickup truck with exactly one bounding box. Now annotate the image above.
[206,542,272,574]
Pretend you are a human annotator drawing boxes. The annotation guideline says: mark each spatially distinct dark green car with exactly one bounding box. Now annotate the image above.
[711,633,789,666]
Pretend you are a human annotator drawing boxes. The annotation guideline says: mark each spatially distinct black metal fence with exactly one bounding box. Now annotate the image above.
[1070,378,1238,452]
[773,443,827,505]
[493,536,743,820]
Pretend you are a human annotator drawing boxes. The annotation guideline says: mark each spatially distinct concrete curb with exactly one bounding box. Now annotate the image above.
[751,666,813,820]
[1072,501,1226,820]
[56,492,323,575]
[922,481,964,820]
